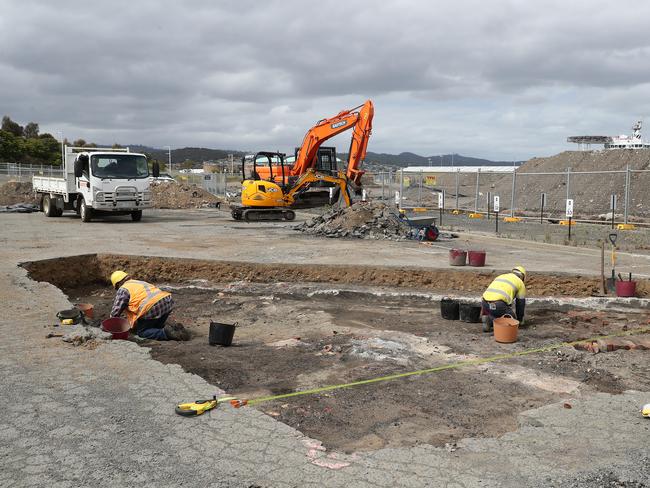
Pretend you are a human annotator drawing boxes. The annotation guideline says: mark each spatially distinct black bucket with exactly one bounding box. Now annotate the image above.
[459,303,482,323]
[440,297,460,320]
[209,322,236,346]
[56,308,83,325]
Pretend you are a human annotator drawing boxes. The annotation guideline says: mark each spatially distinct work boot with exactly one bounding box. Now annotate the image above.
[481,315,493,333]
[164,322,190,341]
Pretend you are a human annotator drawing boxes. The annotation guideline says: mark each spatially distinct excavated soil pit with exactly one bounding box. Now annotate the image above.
[25,254,650,453]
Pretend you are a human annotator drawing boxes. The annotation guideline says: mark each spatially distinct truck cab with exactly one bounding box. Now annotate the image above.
[33,146,158,222]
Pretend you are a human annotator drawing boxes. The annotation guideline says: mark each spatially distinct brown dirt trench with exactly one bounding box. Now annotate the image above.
[25,254,650,453]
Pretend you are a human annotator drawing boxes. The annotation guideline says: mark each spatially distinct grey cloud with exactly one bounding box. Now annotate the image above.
[1,0,649,159]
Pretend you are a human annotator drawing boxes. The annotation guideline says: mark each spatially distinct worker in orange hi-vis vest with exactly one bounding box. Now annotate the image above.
[109,270,189,341]
[481,266,527,333]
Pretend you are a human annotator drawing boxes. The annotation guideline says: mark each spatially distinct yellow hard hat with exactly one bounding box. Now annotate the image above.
[110,270,129,288]
[512,266,527,279]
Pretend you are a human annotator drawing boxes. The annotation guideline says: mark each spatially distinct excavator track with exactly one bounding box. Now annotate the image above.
[240,208,295,222]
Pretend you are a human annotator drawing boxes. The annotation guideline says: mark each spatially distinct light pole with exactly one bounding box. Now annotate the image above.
[164,146,172,174]
[57,131,64,167]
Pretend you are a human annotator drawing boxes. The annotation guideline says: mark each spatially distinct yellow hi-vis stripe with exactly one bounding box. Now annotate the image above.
[240,326,650,407]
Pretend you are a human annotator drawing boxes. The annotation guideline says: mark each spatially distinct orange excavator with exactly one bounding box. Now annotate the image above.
[231,100,374,221]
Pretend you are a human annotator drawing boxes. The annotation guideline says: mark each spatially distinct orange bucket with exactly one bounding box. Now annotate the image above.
[76,303,94,319]
[493,315,519,343]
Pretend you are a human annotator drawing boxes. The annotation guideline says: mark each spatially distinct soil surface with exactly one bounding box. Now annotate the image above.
[23,253,650,298]
[150,181,222,209]
[0,181,38,205]
[62,277,650,453]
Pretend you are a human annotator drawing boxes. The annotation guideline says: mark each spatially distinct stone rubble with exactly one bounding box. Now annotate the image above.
[62,323,113,345]
[295,202,409,240]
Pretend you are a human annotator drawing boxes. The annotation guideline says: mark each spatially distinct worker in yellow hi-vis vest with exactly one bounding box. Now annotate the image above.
[109,270,189,341]
[481,266,527,333]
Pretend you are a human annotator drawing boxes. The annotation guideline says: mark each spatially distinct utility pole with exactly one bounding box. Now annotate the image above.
[164,146,172,174]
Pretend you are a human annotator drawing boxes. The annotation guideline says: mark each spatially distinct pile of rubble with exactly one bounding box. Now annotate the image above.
[296,202,408,240]
[0,181,37,206]
[151,181,222,209]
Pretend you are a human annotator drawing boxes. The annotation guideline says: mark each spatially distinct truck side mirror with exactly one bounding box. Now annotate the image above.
[152,161,160,178]
[74,157,84,178]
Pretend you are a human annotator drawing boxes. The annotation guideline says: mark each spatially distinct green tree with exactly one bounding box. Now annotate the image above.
[23,122,39,138]
[73,139,87,147]
[0,130,22,161]
[1,116,23,137]
[181,160,195,170]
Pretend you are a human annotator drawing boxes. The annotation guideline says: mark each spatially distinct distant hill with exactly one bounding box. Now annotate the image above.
[129,146,245,164]
[352,151,519,167]
[123,145,518,169]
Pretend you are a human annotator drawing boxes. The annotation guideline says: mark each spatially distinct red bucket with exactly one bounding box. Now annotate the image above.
[468,250,486,267]
[615,281,636,298]
[449,249,467,266]
[101,317,131,340]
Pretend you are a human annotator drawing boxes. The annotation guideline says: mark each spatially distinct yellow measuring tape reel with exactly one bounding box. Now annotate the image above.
[175,395,236,417]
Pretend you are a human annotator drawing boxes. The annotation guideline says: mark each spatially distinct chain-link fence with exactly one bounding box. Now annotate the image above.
[0,162,64,183]
[0,163,232,197]
[361,167,650,224]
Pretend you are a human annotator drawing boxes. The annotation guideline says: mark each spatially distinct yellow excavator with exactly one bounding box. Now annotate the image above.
[230,100,373,221]
[231,152,352,221]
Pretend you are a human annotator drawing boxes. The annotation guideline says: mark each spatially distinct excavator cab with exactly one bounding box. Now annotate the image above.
[241,151,289,187]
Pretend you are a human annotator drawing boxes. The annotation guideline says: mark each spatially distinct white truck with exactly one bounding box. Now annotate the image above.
[33,146,160,222]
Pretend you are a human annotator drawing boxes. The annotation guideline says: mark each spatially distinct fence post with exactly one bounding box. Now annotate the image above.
[624,164,630,224]
[474,168,480,213]
[566,167,571,202]
[397,168,404,210]
[455,169,459,211]
[418,169,423,206]
[510,168,517,217]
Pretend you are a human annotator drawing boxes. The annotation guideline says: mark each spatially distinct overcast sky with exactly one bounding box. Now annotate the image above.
[2,0,650,161]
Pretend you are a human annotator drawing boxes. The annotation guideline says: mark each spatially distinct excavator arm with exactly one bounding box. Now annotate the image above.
[284,169,351,207]
[292,100,374,186]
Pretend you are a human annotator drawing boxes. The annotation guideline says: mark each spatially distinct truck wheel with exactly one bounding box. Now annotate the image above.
[43,195,56,217]
[131,210,142,222]
[39,194,44,212]
[80,199,93,222]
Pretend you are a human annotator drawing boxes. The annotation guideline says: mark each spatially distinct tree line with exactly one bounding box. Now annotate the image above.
[0,116,62,165]
[0,116,152,167]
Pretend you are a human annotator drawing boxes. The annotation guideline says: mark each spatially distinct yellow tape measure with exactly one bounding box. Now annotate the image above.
[175,396,236,417]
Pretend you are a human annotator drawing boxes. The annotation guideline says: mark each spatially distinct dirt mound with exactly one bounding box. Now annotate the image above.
[296,202,408,239]
[493,151,650,217]
[151,181,221,209]
[0,181,37,205]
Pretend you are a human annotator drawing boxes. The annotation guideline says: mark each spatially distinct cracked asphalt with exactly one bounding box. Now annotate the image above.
[1,209,649,487]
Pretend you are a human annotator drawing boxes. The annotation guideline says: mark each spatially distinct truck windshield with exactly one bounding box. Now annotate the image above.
[91,154,149,179]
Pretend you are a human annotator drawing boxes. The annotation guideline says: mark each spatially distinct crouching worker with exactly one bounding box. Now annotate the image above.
[109,270,189,341]
[481,266,527,333]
